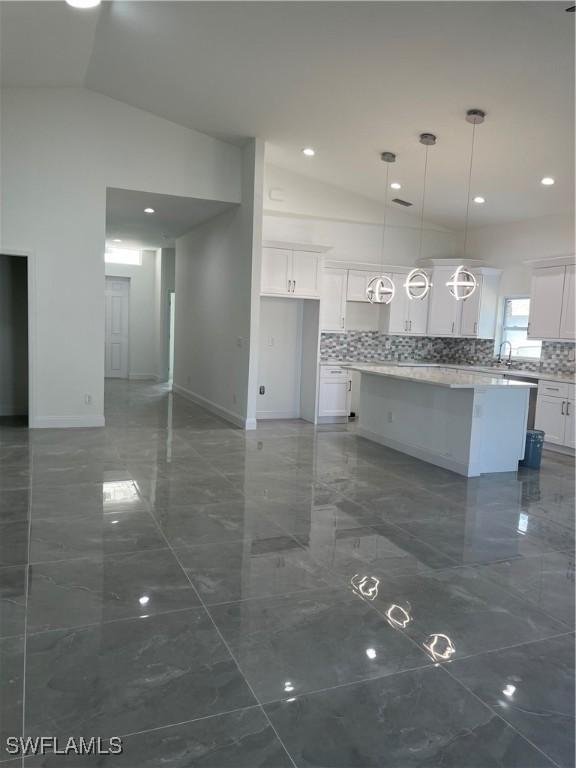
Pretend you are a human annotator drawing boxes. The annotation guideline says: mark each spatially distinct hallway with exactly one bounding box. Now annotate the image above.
[0,381,574,766]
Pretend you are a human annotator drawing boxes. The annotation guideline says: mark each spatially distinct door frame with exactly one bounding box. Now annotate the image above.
[0,249,37,426]
[104,275,131,379]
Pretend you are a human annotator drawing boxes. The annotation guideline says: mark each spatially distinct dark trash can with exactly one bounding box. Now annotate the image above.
[519,429,545,470]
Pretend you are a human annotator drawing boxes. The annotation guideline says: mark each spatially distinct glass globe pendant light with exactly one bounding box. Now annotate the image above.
[404,133,435,300]
[447,109,485,300]
[367,152,396,304]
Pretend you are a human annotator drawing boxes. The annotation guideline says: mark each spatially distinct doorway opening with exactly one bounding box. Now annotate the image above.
[0,254,29,426]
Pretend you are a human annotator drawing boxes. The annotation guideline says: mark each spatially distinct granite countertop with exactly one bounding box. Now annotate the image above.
[320,359,575,385]
[343,364,538,390]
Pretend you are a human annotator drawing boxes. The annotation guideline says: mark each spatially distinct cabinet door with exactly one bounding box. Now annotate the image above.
[261,248,290,295]
[387,273,409,333]
[347,271,369,302]
[535,395,566,445]
[406,291,429,335]
[320,269,347,332]
[560,265,575,340]
[564,399,575,448]
[459,275,482,336]
[318,379,350,416]
[291,251,320,297]
[528,266,565,339]
[427,268,460,336]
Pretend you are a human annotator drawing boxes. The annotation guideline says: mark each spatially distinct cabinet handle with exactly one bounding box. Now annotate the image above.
[292,280,296,293]
[473,321,477,334]
[341,316,345,328]
[451,321,455,333]
[348,380,352,392]
[561,401,566,415]
[409,320,412,331]
[288,279,292,292]
[567,401,571,416]
[545,386,560,392]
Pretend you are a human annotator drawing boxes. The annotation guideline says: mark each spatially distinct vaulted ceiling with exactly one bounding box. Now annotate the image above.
[1,1,574,229]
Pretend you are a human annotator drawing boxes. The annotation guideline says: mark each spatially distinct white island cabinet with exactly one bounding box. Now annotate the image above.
[346,365,536,477]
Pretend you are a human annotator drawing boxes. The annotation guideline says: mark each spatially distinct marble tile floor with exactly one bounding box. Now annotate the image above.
[0,380,574,767]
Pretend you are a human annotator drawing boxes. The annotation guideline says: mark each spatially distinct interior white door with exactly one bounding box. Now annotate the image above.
[320,268,347,332]
[291,251,320,297]
[459,276,482,336]
[105,277,129,379]
[560,265,575,340]
[528,266,565,339]
[261,247,291,295]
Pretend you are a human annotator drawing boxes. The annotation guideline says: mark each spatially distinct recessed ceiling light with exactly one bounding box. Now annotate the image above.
[473,196,485,204]
[390,182,402,190]
[302,148,315,157]
[541,177,555,186]
[65,0,101,8]
[144,207,155,214]
[113,238,122,243]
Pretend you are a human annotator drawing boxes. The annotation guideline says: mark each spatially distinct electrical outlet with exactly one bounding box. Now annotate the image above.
[259,385,265,395]
[387,411,393,423]
[236,337,243,348]
[84,394,92,405]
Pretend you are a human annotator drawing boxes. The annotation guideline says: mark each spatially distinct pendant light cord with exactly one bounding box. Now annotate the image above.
[380,162,391,267]
[418,144,430,262]
[462,120,477,258]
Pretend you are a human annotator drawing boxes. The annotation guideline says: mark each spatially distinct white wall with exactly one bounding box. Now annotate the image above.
[105,249,158,380]
[263,164,457,266]
[174,139,264,428]
[467,212,575,296]
[0,254,28,416]
[0,87,243,427]
[154,247,176,383]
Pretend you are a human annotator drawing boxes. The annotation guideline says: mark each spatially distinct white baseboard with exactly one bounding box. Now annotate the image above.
[172,384,248,429]
[129,373,157,381]
[543,442,575,457]
[257,410,300,420]
[30,415,105,429]
[356,425,471,477]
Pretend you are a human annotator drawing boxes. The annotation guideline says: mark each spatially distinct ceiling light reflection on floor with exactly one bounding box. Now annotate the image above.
[103,479,140,505]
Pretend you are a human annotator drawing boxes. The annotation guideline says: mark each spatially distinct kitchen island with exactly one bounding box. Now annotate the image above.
[346,365,537,477]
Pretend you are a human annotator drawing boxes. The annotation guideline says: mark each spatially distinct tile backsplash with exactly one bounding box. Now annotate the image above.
[320,332,576,375]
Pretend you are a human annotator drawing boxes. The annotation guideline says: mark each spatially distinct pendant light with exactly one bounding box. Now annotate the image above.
[404,133,436,300]
[447,109,485,300]
[367,152,396,304]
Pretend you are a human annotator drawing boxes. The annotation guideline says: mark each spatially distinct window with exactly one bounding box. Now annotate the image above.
[104,248,142,266]
[500,297,541,359]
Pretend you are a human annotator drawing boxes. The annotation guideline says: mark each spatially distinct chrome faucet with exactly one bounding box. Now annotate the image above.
[497,340,513,367]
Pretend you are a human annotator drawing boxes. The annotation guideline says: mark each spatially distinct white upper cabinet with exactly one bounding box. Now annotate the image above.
[347,270,370,302]
[559,264,575,340]
[261,246,322,298]
[320,268,347,332]
[380,272,429,335]
[261,248,291,295]
[528,265,566,339]
[427,266,500,339]
[427,267,461,336]
[291,250,321,297]
[407,291,430,335]
[459,276,483,336]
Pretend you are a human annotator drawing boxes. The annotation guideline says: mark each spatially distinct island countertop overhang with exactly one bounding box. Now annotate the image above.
[343,364,538,390]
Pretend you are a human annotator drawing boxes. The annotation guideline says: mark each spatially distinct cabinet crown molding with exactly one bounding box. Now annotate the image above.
[263,240,332,253]
[525,255,576,269]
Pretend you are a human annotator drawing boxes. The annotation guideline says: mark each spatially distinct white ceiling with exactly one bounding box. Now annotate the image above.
[2,2,574,229]
[105,188,236,249]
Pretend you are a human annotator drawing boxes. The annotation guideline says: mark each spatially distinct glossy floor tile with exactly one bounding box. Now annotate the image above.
[449,634,575,768]
[0,380,573,767]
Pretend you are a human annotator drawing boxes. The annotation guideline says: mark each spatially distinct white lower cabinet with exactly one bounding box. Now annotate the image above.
[534,382,575,448]
[318,365,351,419]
